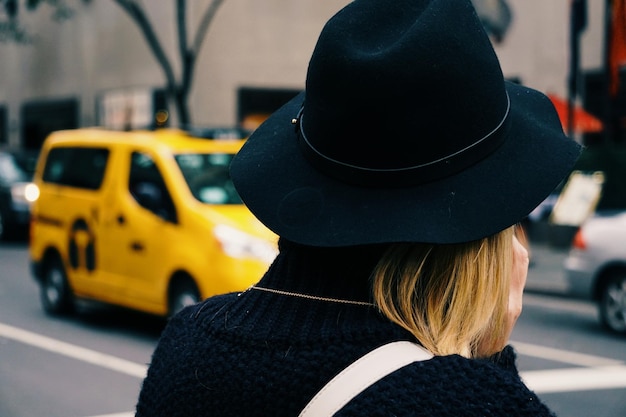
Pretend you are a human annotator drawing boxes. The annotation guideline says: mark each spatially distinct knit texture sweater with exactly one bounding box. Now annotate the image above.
[135,242,555,417]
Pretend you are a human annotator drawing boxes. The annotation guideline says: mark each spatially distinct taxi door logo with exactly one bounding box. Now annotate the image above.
[68,219,96,272]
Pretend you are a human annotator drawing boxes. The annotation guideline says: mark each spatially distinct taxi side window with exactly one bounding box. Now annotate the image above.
[42,147,109,190]
[128,151,177,223]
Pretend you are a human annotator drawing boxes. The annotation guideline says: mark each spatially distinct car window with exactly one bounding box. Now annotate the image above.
[0,153,29,183]
[174,153,242,204]
[42,147,109,190]
[129,151,177,222]
[12,151,38,177]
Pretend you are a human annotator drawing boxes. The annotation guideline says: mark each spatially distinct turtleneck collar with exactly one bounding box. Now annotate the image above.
[208,238,410,343]
[254,238,389,304]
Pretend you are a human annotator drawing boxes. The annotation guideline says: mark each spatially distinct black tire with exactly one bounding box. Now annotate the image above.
[599,272,626,334]
[0,209,7,241]
[40,257,75,315]
[168,278,200,317]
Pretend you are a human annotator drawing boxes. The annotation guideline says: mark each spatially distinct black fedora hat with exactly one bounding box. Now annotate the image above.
[231,0,582,246]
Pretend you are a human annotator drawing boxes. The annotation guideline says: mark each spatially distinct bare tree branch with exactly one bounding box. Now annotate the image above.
[177,0,193,123]
[0,19,32,42]
[176,0,187,61]
[192,0,223,54]
[112,0,177,95]
[5,0,227,125]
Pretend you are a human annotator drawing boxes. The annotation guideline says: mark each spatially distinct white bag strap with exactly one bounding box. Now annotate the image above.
[299,341,433,417]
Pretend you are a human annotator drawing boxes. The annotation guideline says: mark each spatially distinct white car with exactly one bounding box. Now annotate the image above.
[563,210,626,334]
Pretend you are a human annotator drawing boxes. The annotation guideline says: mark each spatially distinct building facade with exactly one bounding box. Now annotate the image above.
[0,0,608,149]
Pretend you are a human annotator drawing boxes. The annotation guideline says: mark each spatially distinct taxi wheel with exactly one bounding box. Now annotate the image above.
[40,257,75,315]
[0,209,12,241]
[599,272,626,334]
[0,209,5,240]
[168,278,200,317]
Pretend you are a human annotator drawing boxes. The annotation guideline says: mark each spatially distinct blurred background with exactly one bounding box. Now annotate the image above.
[1,1,626,417]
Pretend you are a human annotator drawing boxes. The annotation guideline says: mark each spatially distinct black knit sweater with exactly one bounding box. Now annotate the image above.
[135,241,555,416]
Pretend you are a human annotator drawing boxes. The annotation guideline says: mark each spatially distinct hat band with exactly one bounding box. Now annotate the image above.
[297,94,511,187]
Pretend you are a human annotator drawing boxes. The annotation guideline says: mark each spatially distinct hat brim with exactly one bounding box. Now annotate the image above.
[230,81,582,246]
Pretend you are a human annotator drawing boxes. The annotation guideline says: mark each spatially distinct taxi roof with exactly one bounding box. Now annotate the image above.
[44,128,247,153]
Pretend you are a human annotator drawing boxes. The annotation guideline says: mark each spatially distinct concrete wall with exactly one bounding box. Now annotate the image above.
[0,0,607,148]
[494,0,605,93]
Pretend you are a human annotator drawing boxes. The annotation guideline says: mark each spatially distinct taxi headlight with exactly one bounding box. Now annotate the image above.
[214,224,277,264]
[11,182,38,206]
[24,183,40,203]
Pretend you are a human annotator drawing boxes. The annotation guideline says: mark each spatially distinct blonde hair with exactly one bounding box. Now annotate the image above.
[372,227,515,358]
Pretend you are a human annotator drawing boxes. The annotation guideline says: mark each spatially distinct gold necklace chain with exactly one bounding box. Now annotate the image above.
[248,285,375,307]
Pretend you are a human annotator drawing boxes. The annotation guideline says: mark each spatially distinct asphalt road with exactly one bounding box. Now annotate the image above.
[0,240,625,417]
[518,242,626,416]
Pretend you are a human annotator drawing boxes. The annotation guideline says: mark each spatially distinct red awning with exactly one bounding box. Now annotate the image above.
[548,93,603,134]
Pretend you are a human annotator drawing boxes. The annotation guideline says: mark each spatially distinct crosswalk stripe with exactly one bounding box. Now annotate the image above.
[521,365,626,393]
[512,340,623,367]
[0,322,147,378]
[2,321,626,396]
[85,413,134,417]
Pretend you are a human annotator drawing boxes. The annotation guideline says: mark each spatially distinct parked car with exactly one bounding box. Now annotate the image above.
[563,210,626,334]
[29,128,277,318]
[0,150,39,241]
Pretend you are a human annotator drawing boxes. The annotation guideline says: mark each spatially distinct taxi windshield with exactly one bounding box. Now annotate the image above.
[174,153,242,204]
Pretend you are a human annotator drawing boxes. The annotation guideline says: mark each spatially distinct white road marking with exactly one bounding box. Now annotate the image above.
[523,293,597,315]
[2,321,626,400]
[0,322,147,378]
[521,365,626,393]
[86,414,134,417]
[511,340,623,367]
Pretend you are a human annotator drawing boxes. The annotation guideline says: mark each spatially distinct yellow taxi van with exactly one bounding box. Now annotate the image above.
[29,128,277,318]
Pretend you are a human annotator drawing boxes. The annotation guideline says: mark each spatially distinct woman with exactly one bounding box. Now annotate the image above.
[373,226,526,359]
[135,0,581,415]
